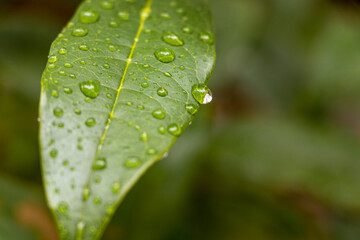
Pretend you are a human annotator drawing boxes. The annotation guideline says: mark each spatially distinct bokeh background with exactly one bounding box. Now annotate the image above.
[1,0,360,239]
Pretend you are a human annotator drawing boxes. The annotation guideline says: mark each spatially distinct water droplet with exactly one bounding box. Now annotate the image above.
[85,117,96,127]
[191,84,212,104]
[140,132,148,141]
[74,108,82,115]
[182,25,193,34]
[93,196,102,205]
[154,48,175,63]
[158,126,166,134]
[72,27,88,37]
[76,221,85,239]
[79,44,89,51]
[124,157,141,168]
[48,55,58,63]
[111,182,121,194]
[79,10,99,24]
[64,63,73,68]
[109,20,119,28]
[63,87,73,94]
[106,93,112,99]
[51,90,59,98]
[160,12,171,19]
[199,31,214,44]
[79,80,100,98]
[164,72,172,77]
[118,11,129,20]
[179,65,185,70]
[126,101,133,106]
[83,187,90,201]
[176,8,186,15]
[69,74,76,78]
[50,149,58,158]
[168,123,182,136]
[93,158,106,170]
[59,70,66,76]
[141,82,149,88]
[137,105,144,110]
[152,109,165,119]
[57,202,69,214]
[58,48,67,54]
[146,148,157,155]
[157,87,168,97]
[185,103,199,115]
[162,32,184,46]
[101,1,113,9]
[53,107,63,117]
[103,63,110,69]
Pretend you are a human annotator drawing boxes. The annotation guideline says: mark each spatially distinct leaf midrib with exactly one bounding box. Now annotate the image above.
[78,0,153,227]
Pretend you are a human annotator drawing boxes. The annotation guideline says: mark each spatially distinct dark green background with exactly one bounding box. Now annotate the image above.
[1,0,360,239]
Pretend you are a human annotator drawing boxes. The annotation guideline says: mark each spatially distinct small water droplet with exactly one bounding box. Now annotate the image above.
[79,44,89,51]
[101,1,113,9]
[58,48,68,54]
[157,87,168,97]
[168,123,182,136]
[76,221,85,239]
[140,132,148,141]
[57,202,69,214]
[93,158,106,170]
[176,8,186,15]
[79,80,100,98]
[179,65,185,70]
[48,55,58,63]
[85,117,96,127]
[199,31,214,44]
[79,10,99,24]
[164,72,172,77]
[109,20,119,28]
[191,83,213,104]
[185,103,199,115]
[93,196,102,205]
[154,48,175,63]
[106,93,112,99]
[83,187,90,201]
[51,90,59,98]
[182,25,193,34]
[72,27,88,37]
[146,148,157,155]
[158,126,166,134]
[108,45,116,52]
[111,182,121,194]
[118,11,129,20]
[160,12,171,19]
[162,32,184,46]
[50,149,58,158]
[152,109,165,119]
[141,82,149,88]
[64,63,73,68]
[74,108,82,115]
[103,63,110,69]
[63,87,73,94]
[53,107,64,117]
[124,157,141,168]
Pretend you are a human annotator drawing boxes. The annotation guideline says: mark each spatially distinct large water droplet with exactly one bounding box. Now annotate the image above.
[85,117,96,127]
[72,27,88,37]
[152,109,165,120]
[53,107,63,118]
[101,1,113,9]
[79,80,100,98]
[191,84,212,104]
[48,55,58,63]
[79,10,99,24]
[154,48,175,63]
[93,158,106,170]
[199,31,214,44]
[58,48,68,54]
[168,123,182,136]
[124,157,141,168]
[157,87,168,97]
[162,32,184,46]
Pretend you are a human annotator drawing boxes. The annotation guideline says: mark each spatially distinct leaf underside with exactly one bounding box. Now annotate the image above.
[39,0,215,239]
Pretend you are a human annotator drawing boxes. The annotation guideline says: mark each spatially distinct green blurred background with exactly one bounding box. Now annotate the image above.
[1,0,360,239]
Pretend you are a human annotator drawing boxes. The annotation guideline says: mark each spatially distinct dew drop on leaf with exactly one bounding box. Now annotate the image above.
[72,28,88,37]
[79,10,99,24]
[79,80,100,98]
[92,158,106,170]
[140,132,148,141]
[101,1,113,9]
[93,196,102,205]
[199,31,214,44]
[53,107,64,118]
[162,32,184,46]
[63,87,73,94]
[124,157,141,169]
[48,55,58,63]
[111,182,121,194]
[64,63,73,68]
[157,87,168,97]
[152,109,165,120]
[118,11,129,20]
[85,117,96,127]
[168,123,182,136]
[191,83,212,104]
[79,44,89,51]
[57,202,69,214]
[58,48,68,54]
[154,48,175,63]
[185,103,198,115]
[51,90,59,98]
[158,126,166,134]
[146,148,157,155]
[182,25,193,34]
[50,149,58,158]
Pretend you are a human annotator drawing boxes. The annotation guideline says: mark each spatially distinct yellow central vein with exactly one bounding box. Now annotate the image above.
[78,0,153,231]
[96,0,152,155]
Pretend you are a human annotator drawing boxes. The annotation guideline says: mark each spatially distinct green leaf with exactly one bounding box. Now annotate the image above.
[39,0,215,239]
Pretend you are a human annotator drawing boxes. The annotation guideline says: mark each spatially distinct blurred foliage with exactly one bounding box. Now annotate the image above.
[2,0,360,239]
